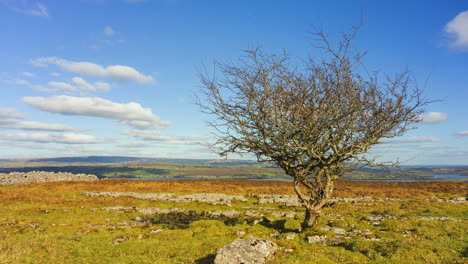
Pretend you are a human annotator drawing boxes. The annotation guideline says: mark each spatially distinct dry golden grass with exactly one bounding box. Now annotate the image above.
[0,180,465,206]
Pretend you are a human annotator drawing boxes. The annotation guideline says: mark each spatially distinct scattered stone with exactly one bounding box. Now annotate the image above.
[269,231,280,238]
[113,235,129,245]
[0,171,98,186]
[320,227,347,235]
[83,192,247,206]
[150,229,163,234]
[234,230,246,236]
[253,195,399,206]
[271,211,297,218]
[25,223,39,229]
[364,238,382,241]
[448,197,466,203]
[365,215,397,221]
[214,236,278,264]
[244,211,264,217]
[207,210,241,218]
[284,233,296,240]
[307,235,327,244]
[418,216,463,222]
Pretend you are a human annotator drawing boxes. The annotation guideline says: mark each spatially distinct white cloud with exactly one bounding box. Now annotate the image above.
[117,141,154,148]
[122,130,211,145]
[389,136,441,144]
[22,95,171,129]
[445,10,468,49]
[48,81,74,91]
[457,130,468,136]
[104,26,115,36]
[0,133,100,144]
[419,112,448,124]
[0,120,81,132]
[22,72,34,77]
[48,77,110,92]
[3,78,53,92]
[30,57,154,83]
[117,120,163,130]
[0,107,82,132]
[51,72,60,77]
[0,108,27,119]
[1,1,49,17]
[94,82,110,91]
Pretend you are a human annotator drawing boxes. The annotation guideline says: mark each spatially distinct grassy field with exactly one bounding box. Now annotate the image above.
[0,180,466,263]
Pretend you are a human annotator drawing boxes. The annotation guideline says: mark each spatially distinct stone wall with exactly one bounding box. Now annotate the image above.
[0,171,99,186]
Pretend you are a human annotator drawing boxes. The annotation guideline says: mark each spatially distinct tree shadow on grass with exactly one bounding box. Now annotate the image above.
[149,212,245,229]
[195,254,216,264]
[259,219,300,233]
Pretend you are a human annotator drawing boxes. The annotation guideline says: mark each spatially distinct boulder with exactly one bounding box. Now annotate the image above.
[214,236,278,264]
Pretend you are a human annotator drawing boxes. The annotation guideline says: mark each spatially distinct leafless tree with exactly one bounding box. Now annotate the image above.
[195,27,430,229]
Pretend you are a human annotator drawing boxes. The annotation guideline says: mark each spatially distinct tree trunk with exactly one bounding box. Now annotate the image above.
[302,207,321,230]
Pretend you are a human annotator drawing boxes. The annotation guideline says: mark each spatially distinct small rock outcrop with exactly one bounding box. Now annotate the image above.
[214,236,278,264]
[0,171,98,186]
[307,235,328,244]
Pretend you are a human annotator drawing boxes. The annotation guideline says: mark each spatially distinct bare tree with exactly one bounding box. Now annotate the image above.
[196,28,430,229]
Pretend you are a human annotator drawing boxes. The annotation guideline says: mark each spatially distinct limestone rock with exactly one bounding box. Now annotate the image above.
[214,236,278,264]
[320,227,347,235]
[307,235,328,244]
[0,171,98,186]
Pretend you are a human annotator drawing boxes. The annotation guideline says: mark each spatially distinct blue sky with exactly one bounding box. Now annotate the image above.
[0,0,467,165]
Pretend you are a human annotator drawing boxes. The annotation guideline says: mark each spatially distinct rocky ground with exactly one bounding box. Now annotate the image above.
[1,177,466,263]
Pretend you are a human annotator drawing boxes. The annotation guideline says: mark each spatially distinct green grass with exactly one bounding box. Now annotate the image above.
[0,181,466,263]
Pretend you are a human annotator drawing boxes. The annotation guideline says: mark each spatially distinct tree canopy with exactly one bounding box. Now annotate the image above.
[196,27,430,228]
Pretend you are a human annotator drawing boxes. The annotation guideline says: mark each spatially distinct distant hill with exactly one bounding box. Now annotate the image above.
[31,156,142,164]
[0,156,259,166]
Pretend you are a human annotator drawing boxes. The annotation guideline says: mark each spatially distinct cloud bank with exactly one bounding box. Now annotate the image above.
[0,108,27,119]
[1,1,49,17]
[419,112,448,124]
[445,10,468,49]
[0,120,81,132]
[104,26,115,36]
[22,95,171,129]
[30,57,153,83]
[389,136,441,144]
[0,107,82,132]
[49,77,110,92]
[0,133,100,144]
[122,130,210,145]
